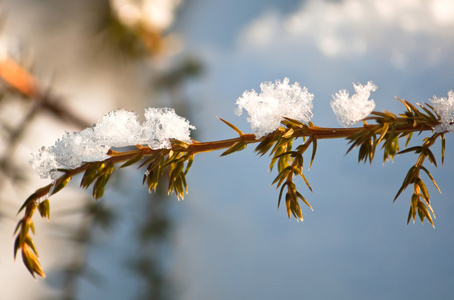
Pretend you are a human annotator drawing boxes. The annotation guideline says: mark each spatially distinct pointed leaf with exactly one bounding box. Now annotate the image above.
[38,199,50,221]
[14,236,21,259]
[282,128,294,138]
[220,141,246,156]
[80,162,102,189]
[441,134,445,165]
[272,166,292,187]
[419,165,441,193]
[418,103,437,121]
[377,123,389,144]
[296,191,313,211]
[299,172,313,192]
[184,154,194,175]
[120,152,144,168]
[25,236,39,256]
[398,146,423,155]
[414,178,430,203]
[278,182,289,209]
[309,139,317,170]
[17,192,39,214]
[423,148,437,167]
[254,134,277,157]
[22,244,45,278]
[218,117,244,136]
[51,174,72,195]
[394,166,418,202]
[285,193,292,219]
[418,201,434,227]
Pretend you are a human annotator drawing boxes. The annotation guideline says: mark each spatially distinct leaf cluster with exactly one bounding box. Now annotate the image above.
[13,97,449,278]
[218,117,317,221]
[13,142,196,278]
[393,133,444,227]
[141,142,193,200]
[14,172,72,277]
[348,99,438,164]
[256,119,316,221]
[347,99,444,227]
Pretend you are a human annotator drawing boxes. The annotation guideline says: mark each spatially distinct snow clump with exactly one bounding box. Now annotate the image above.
[331,81,377,127]
[430,90,454,133]
[143,107,195,149]
[30,108,195,179]
[235,78,314,138]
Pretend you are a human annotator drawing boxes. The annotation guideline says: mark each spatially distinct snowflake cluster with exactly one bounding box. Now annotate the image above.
[235,78,314,138]
[330,81,377,128]
[431,90,454,133]
[30,108,195,179]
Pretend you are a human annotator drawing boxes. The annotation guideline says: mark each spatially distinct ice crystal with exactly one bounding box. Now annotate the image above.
[431,90,454,133]
[30,107,195,179]
[93,109,142,147]
[142,107,195,149]
[29,147,59,180]
[331,81,377,127]
[235,78,314,138]
[51,128,110,169]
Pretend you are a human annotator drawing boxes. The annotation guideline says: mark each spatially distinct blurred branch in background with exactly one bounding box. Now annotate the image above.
[46,199,116,300]
[0,34,91,217]
[1,0,201,299]
[0,30,109,300]
[127,185,176,300]
[97,0,184,59]
[0,36,92,202]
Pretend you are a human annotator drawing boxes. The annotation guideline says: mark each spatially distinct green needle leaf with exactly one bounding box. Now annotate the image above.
[218,117,244,136]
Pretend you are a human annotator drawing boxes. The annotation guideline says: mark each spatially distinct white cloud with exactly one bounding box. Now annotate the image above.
[238,0,454,68]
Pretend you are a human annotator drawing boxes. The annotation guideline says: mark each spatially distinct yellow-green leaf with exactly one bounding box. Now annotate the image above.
[120,152,144,168]
[38,200,50,221]
[220,141,246,156]
[51,174,72,195]
[218,117,244,136]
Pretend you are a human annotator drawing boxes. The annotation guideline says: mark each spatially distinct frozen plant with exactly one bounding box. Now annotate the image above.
[430,90,454,133]
[92,109,143,147]
[29,108,195,179]
[29,147,60,180]
[331,81,377,127]
[235,78,314,138]
[14,78,451,279]
[142,107,195,149]
[29,129,109,180]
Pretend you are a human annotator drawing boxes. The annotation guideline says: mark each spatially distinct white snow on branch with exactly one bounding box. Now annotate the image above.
[30,108,195,179]
[93,109,143,147]
[431,90,454,133]
[29,147,60,180]
[331,81,377,128]
[143,107,195,149]
[235,78,314,138]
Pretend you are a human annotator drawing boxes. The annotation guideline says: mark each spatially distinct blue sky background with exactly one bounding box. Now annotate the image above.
[1,0,454,299]
[164,1,454,299]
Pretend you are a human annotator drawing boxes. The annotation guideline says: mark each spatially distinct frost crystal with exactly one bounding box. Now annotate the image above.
[235,78,314,138]
[29,147,59,180]
[430,90,454,133]
[30,128,110,179]
[51,128,110,169]
[93,109,142,147]
[30,107,195,179]
[331,81,377,127]
[142,108,195,149]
